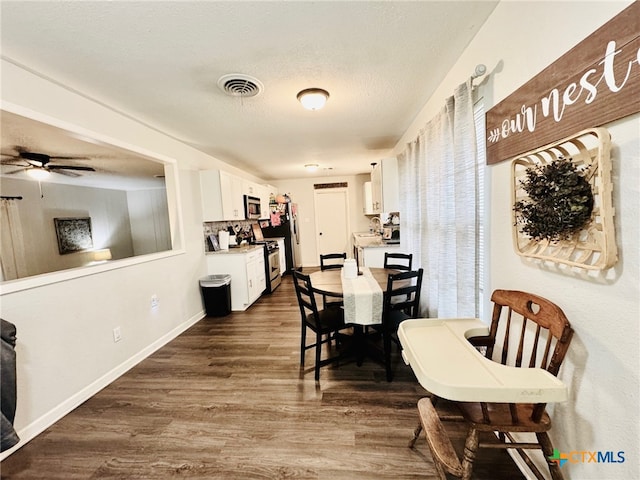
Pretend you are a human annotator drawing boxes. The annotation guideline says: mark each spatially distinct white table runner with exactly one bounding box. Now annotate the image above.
[341,267,383,325]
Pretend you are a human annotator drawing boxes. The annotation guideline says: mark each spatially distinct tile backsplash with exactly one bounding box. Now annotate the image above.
[203,220,256,251]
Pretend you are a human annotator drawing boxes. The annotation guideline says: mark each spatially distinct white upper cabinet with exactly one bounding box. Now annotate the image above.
[370,157,399,213]
[201,170,274,221]
[243,179,260,197]
[220,171,244,220]
[200,170,244,221]
[363,181,375,215]
[259,184,275,219]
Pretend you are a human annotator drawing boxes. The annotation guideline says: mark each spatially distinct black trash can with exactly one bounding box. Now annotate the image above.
[200,274,232,317]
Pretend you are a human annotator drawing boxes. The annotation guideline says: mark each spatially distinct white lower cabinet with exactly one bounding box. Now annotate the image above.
[361,245,402,268]
[206,247,266,311]
[246,249,266,304]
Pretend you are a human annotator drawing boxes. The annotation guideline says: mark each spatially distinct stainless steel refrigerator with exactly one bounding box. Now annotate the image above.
[260,202,301,274]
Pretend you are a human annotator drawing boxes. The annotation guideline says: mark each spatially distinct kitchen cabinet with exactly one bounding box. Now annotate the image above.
[200,170,244,221]
[361,244,402,268]
[206,246,266,311]
[363,181,375,215]
[352,232,402,268]
[220,171,245,220]
[370,157,399,214]
[261,184,276,219]
[243,179,259,197]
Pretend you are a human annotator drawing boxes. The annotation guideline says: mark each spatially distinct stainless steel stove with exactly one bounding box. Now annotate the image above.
[254,240,281,293]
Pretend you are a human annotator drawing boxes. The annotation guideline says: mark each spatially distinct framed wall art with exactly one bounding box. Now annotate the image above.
[54,217,93,255]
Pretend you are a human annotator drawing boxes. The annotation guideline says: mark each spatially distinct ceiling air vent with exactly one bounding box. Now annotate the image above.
[217,74,264,98]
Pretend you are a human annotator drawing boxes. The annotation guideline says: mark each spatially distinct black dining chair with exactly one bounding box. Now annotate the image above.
[293,270,352,381]
[375,268,423,381]
[320,252,347,271]
[383,252,413,271]
[319,253,347,310]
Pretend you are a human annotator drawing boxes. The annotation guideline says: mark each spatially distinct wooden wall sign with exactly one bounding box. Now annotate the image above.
[486,2,639,165]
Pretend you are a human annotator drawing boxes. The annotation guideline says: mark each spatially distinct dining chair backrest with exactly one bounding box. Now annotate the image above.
[383,268,424,319]
[320,252,347,271]
[293,270,320,319]
[481,289,574,421]
[379,268,424,382]
[383,252,413,271]
[486,289,574,375]
[293,270,349,381]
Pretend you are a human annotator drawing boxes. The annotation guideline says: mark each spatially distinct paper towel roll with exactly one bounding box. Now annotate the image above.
[343,259,357,279]
[218,230,230,250]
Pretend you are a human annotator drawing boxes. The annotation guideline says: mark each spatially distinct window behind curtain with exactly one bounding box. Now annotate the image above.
[474,99,487,319]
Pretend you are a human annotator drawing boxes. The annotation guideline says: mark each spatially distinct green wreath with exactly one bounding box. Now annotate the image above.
[514,157,594,242]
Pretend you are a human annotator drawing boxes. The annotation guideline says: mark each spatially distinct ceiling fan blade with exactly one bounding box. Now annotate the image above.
[48,155,89,160]
[47,165,96,172]
[50,169,82,177]
[0,159,28,167]
[3,167,29,175]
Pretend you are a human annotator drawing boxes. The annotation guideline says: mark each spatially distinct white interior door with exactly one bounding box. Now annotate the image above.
[314,188,350,260]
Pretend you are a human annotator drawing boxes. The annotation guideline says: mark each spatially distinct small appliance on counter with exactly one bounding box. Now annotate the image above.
[383,212,400,244]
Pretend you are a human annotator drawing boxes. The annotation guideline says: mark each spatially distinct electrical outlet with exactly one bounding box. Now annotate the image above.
[151,294,159,309]
[113,327,122,343]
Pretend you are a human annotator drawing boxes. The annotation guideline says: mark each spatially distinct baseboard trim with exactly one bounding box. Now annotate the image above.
[1,310,205,460]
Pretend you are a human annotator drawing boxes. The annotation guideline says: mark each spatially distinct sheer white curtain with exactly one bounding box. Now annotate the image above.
[398,80,478,317]
[0,198,28,281]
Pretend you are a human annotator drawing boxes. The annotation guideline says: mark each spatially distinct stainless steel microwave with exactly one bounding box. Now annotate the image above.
[244,195,262,219]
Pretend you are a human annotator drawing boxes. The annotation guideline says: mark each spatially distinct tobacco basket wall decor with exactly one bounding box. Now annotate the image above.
[511,127,617,270]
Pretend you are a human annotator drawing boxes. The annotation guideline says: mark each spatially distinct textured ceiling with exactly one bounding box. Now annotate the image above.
[0,1,497,183]
[1,111,166,190]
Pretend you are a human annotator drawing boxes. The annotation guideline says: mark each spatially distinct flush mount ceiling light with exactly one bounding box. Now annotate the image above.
[297,88,329,110]
[304,163,320,172]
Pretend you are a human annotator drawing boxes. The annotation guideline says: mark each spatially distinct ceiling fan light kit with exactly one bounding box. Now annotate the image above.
[27,168,51,181]
[297,88,329,110]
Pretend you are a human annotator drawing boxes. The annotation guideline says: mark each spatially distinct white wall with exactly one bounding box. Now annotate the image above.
[0,59,221,457]
[1,176,135,276]
[395,2,639,479]
[274,173,371,266]
[127,187,172,255]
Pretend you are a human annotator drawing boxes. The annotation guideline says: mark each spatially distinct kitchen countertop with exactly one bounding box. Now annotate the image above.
[206,245,264,255]
[352,232,400,248]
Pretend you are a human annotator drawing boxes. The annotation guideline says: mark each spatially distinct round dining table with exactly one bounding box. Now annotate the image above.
[309,267,398,298]
[307,267,406,372]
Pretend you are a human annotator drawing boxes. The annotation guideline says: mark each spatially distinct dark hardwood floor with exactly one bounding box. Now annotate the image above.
[1,272,524,479]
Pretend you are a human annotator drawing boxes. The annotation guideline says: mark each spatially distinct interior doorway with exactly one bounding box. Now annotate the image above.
[313,188,351,262]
